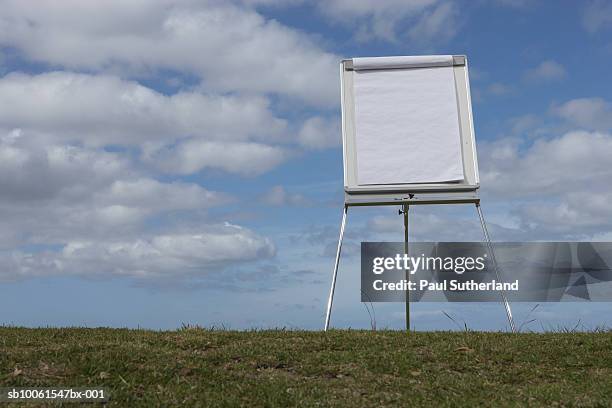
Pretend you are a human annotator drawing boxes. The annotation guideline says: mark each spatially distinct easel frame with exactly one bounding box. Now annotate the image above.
[324,55,516,333]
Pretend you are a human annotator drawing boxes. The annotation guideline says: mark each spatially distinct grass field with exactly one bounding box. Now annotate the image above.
[1,327,611,407]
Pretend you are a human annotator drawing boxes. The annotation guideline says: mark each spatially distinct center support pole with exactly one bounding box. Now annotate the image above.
[400,203,410,332]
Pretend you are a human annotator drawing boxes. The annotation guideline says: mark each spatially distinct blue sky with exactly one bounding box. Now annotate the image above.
[1,0,612,331]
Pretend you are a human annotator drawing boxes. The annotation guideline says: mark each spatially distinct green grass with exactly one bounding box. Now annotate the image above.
[1,327,612,407]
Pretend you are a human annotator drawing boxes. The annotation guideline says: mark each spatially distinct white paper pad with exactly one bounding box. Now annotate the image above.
[353,65,464,185]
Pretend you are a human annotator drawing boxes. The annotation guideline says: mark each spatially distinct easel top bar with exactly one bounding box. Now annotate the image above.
[343,55,466,71]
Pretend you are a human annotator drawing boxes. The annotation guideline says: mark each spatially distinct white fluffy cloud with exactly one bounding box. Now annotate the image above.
[0,130,275,280]
[0,223,275,281]
[0,1,330,284]
[481,130,612,197]
[552,97,612,131]
[144,140,289,176]
[0,71,296,176]
[517,192,612,233]
[0,71,287,146]
[0,128,234,248]
[297,116,341,149]
[0,130,128,202]
[480,130,612,235]
[406,1,459,44]
[318,0,458,44]
[98,178,231,213]
[259,185,310,206]
[0,0,339,106]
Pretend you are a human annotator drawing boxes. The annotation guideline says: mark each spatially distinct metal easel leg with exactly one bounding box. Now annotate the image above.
[324,205,348,331]
[476,203,517,333]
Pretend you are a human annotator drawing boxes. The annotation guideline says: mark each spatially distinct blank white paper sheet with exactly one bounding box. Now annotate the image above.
[353,64,464,185]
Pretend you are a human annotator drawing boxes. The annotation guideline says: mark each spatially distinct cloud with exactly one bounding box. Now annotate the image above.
[0,128,238,249]
[318,0,459,44]
[481,130,612,197]
[583,0,612,33]
[144,139,290,176]
[297,116,341,149]
[517,192,612,233]
[0,71,287,147]
[0,130,128,202]
[0,223,275,281]
[259,185,311,206]
[479,130,612,235]
[406,1,459,44]
[0,71,297,176]
[523,60,567,82]
[98,179,232,213]
[0,0,339,106]
[507,114,541,136]
[552,97,612,131]
[0,1,345,286]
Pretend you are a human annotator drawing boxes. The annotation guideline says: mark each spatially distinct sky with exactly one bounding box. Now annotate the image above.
[1,0,612,331]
